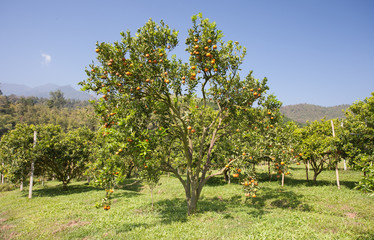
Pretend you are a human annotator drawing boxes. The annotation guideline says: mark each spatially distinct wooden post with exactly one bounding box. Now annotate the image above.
[28,131,37,199]
[331,120,340,190]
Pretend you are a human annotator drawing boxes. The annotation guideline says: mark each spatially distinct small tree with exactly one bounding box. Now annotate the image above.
[36,126,95,189]
[0,124,36,190]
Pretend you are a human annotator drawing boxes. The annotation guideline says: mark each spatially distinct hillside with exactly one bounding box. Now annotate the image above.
[281,104,350,124]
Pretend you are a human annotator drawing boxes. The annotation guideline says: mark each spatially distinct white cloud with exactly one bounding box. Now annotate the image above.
[41,53,51,65]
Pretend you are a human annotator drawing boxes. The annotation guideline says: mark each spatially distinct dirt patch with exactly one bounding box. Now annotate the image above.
[341,205,354,211]
[345,212,357,219]
[52,220,90,235]
[0,218,6,223]
[1,224,15,231]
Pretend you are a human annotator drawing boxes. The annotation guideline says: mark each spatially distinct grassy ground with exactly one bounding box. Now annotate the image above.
[1,165,373,240]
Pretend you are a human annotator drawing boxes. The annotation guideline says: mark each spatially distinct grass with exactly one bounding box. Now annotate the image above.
[1,165,373,240]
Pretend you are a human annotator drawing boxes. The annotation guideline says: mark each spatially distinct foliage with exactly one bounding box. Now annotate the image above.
[0,124,36,185]
[0,124,95,190]
[344,92,374,193]
[295,118,345,182]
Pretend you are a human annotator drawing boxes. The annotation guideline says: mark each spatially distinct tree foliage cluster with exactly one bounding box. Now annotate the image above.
[0,90,98,138]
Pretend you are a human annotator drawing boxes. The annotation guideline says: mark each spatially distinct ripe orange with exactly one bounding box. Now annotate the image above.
[208,39,212,43]
[191,66,196,70]
[164,79,170,84]
[213,45,217,49]
[191,129,196,133]
[233,173,239,178]
[204,46,209,50]
[187,126,192,130]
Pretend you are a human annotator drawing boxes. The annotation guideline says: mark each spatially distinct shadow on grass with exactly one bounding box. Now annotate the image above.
[257,171,357,189]
[117,179,143,192]
[26,179,144,198]
[115,223,150,234]
[155,195,241,224]
[25,183,102,197]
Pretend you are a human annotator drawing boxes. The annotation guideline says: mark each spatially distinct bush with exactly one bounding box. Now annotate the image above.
[0,183,16,192]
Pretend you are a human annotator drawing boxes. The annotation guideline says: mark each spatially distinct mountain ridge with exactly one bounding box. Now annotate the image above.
[280,103,350,124]
[0,82,95,100]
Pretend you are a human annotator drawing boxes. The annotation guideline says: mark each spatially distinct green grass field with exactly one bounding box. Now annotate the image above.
[1,165,373,240]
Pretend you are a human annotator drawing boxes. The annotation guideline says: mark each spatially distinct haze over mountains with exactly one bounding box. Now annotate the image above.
[0,83,95,100]
[0,82,350,124]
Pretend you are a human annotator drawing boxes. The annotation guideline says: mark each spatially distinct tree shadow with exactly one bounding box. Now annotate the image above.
[282,177,357,189]
[117,179,143,192]
[263,188,313,212]
[113,223,150,234]
[25,183,102,197]
[204,175,229,186]
[155,198,189,223]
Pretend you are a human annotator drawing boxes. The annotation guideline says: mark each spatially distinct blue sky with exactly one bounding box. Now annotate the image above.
[0,0,373,106]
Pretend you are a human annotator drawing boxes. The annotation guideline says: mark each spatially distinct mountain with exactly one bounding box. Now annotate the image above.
[0,83,96,100]
[280,104,350,124]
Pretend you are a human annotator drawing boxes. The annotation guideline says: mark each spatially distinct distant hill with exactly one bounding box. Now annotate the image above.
[280,104,350,124]
[0,83,95,100]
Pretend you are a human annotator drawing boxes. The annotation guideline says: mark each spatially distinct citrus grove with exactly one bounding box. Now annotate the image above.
[0,14,373,220]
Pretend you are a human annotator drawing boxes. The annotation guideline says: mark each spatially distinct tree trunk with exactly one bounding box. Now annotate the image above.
[62,181,68,190]
[187,192,198,216]
[281,173,285,187]
[87,176,90,184]
[343,159,347,170]
[305,163,309,181]
[223,169,229,182]
[1,162,4,184]
[268,160,272,181]
[20,180,23,191]
[151,187,154,210]
[336,162,341,189]
[313,171,318,182]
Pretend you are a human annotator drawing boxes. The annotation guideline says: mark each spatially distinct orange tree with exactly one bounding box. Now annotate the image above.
[295,118,344,182]
[344,92,374,193]
[80,13,280,215]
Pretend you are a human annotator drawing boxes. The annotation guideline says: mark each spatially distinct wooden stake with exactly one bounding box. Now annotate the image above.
[28,131,37,199]
[331,120,340,190]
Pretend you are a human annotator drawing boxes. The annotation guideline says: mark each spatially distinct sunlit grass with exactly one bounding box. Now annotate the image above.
[1,165,373,240]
